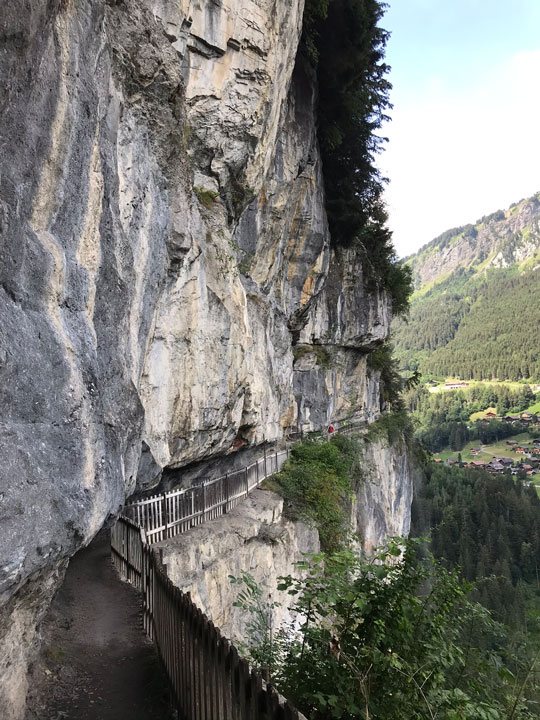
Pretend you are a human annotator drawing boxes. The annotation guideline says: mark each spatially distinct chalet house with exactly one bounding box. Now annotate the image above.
[500,457,514,466]
[515,447,529,454]
[485,411,498,419]
[470,461,486,467]
[470,448,482,455]
[521,412,533,419]
[506,440,517,445]
[505,415,520,422]
[533,447,540,455]
[487,462,505,472]
[443,381,470,389]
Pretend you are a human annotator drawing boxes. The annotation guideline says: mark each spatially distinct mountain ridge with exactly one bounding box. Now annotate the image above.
[393,191,540,381]
[406,191,540,293]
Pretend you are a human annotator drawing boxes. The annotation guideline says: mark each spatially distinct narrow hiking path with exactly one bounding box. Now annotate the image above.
[25,531,173,720]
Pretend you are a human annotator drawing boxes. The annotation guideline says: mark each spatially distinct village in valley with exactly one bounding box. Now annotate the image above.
[434,406,540,484]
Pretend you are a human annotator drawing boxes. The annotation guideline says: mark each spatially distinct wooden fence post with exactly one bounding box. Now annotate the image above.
[111,516,308,720]
[162,493,168,540]
[203,482,207,523]
[125,523,130,581]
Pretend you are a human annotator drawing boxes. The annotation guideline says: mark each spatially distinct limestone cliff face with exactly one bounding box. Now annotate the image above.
[0,1,407,716]
[352,438,413,552]
[159,490,320,643]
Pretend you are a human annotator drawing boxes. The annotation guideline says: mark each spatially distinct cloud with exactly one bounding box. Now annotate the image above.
[381,49,540,257]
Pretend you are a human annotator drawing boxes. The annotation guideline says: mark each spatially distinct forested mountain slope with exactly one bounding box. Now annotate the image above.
[393,192,540,379]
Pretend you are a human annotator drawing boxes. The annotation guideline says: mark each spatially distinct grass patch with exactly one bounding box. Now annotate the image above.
[434,432,532,462]
[525,400,540,414]
[429,379,528,394]
[194,186,219,210]
[263,436,361,552]
[470,407,497,422]
[292,344,332,368]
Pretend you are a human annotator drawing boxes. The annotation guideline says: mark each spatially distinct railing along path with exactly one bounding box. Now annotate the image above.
[111,418,365,719]
[124,417,366,545]
[112,517,306,720]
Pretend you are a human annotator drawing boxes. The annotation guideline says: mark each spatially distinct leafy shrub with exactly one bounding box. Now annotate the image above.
[264,436,360,552]
[233,539,539,720]
[292,344,332,368]
[194,186,218,210]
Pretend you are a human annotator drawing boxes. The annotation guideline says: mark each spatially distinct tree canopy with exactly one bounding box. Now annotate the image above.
[303,0,412,315]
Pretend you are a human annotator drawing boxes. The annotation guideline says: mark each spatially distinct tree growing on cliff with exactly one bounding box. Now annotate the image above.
[302,0,412,315]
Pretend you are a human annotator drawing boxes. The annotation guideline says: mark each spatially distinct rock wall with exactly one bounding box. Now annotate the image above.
[352,437,413,552]
[0,0,408,716]
[159,440,413,644]
[159,490,319,643]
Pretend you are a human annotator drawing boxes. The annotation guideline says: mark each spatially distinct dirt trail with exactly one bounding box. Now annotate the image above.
[25,531,173,720]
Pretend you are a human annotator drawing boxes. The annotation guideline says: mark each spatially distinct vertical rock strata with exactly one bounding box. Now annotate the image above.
[159,490,321,644]
[0,1,410,716]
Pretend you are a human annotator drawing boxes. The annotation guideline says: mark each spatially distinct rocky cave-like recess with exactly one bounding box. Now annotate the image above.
[0,1,412,717]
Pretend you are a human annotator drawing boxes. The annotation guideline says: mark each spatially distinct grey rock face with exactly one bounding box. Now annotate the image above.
[409,193,540,289]
[0,0,406,716]
[1,2,183,715]
[352,438,413,551]
[159,490,320,643]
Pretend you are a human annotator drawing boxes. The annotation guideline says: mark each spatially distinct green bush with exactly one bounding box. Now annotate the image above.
[233,539,540,720]
[264,436,360,552]
[292,344,332,368]
[194,186,218,210]
[366,407,414,447]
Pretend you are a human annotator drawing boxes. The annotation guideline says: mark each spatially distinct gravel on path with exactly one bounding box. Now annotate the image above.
[25,530,174,720]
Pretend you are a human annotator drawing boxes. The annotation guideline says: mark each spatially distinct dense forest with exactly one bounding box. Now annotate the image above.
[412,463,540,625]
[410,463,540,716]
[394,266,540,380]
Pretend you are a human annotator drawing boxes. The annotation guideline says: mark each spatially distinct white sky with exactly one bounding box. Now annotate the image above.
[380,5,540,258]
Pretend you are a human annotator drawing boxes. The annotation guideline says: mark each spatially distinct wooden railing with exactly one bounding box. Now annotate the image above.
[111,516,305,720]
[111,420,369,717]
[124,418,368,545]
[124,447,291,544]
